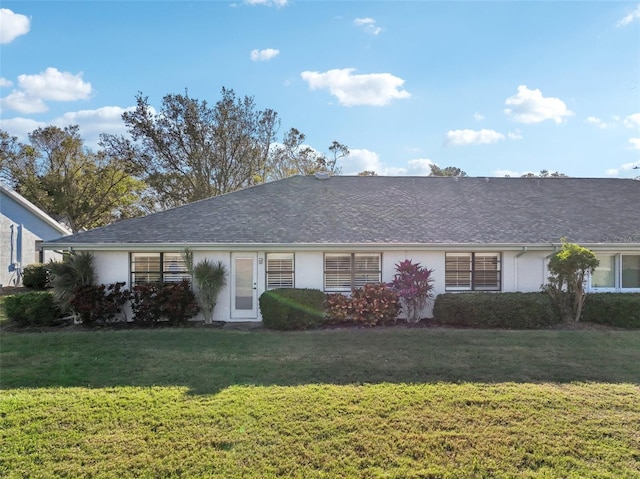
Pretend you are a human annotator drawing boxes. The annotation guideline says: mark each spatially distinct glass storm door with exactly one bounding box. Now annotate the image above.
[231,253,258,319]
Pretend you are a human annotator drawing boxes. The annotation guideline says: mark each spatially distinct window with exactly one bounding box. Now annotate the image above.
[592,254,640,291]
[130,252,190,284]
[324,253,381,291]
[266,253,294,289]
[445,252,501,291]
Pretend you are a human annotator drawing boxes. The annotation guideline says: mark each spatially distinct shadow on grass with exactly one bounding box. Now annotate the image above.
[1,328,639,394]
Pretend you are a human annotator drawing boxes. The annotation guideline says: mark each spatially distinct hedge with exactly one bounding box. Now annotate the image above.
[21,264,50,289]
[259,288,326,330]
[3,291,61,327]
[433,292,561,329]
[581,293,640,328]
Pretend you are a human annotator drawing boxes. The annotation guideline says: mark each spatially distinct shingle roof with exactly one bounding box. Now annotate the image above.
[48,175,640,246]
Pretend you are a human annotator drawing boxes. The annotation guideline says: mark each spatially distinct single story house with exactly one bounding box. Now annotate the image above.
[1,183,71,287]
[44,175,640,322]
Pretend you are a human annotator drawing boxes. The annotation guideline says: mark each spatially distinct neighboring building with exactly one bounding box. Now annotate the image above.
[45,175,640,322]
[1,184,71,287]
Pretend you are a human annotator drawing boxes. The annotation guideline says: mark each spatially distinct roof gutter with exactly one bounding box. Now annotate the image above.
[42,241,640,253]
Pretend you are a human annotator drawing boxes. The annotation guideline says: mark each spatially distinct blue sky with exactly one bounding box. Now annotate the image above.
[1,1,639,178]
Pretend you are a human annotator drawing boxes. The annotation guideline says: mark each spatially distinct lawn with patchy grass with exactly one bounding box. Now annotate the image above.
[2,329,639,478]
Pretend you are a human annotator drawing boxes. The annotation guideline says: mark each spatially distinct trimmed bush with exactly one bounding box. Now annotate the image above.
[582,293,640,328]
[325,293,351,325]
[131,281,199,326]
[4,292,61,327]
[433,292,561,329]
[348,283,400,326]
[259,288,325,330]
[21,264,50,289]
[70,283,130,326]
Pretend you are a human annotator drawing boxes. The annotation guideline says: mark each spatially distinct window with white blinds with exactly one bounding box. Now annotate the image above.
[324,253,381,291]
[266,253,294,289]
[445,252,501,291]
[130,252,190,284]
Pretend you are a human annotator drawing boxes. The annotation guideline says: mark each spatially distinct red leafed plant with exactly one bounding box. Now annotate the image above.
[388,259,434,323]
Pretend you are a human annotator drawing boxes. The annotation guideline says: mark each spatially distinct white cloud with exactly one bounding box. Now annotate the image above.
[474,112,484,121]
[337,150,436,176]
[586,116,610,129]
[0,9,30,44]
[338,148,383,174]
[406,158,435,175]
[354,17,382,35]
[250,48,280,62]
[624,113,640,128]
[617,4,640,27]
[0,77,13,88]
[0,106,137,149]
[507,130,523,140]
[0,91,47,113]
[244,0,288,6]
[0,117,45,140]
[494,169,526,177]
[606,159,640,176]
[18,67,92,101]
[300,68,410,107]
[445,129,505,146]
[629,138,640,150]
[504,85,573,124]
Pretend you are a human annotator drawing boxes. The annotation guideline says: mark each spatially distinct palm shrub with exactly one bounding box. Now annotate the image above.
[192,259,227,323]
[48,251,96,313]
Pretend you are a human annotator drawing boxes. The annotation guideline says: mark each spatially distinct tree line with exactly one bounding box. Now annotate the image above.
[0,88,347,232]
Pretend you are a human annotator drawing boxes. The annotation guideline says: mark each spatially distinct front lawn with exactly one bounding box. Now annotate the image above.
[2,329,639,478]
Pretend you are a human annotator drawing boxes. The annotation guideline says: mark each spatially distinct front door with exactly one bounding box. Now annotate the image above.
[231,253,258,319]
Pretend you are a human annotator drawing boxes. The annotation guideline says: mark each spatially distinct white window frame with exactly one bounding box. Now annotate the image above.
[130,252,190,285]
[266,253,295,290]
[589,253,640,293]
[324,253,382,292]
[445,252,502,291]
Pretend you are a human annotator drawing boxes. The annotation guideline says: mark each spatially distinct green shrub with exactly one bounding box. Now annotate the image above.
[259,288,325,330]
[21,264,50,289]
[582,294,640,328]
[4,292,61,327]
[433,292,561,329]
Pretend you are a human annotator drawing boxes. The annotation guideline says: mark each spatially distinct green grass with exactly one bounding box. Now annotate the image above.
[2,329,639,478]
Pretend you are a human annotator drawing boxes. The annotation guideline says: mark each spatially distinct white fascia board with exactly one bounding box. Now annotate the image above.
[41,242,595,252]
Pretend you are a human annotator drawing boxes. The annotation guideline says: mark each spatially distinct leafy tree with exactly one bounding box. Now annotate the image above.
[543,240,599,322]
[521,170,567,178]
[1,126,145,233]
[358,170,377,176]
[102,88,280,210]
[265,129,346,181]
[429,165,468,177]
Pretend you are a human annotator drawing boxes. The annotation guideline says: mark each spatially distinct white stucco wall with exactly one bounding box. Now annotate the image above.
[90,246,632,323]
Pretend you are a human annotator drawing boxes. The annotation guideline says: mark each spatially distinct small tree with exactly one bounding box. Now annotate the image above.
[544,240,599,322]
[389,259,434,322]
